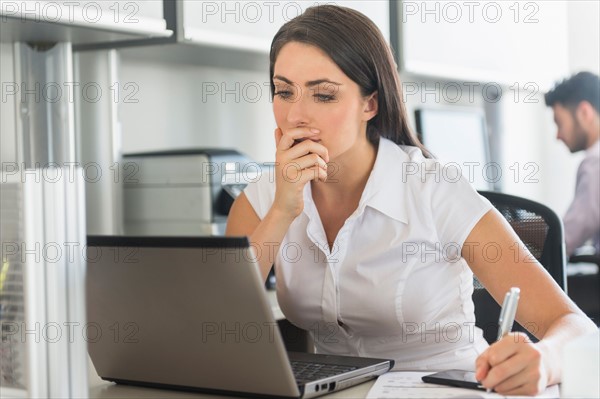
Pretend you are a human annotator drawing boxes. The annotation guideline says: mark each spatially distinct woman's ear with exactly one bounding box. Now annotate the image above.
[363,91,378,121]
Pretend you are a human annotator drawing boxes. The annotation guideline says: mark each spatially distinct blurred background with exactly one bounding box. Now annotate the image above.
[1,0,598,236]
[0,1,599,397]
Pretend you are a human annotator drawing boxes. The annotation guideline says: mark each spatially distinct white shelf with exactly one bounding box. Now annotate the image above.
[183,26,270,55]
[397,0,569,90]
[0,4,172,45]
[118,40,269,73]
[181,0,390,56]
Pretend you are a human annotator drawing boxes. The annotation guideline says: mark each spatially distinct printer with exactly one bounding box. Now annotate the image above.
[122,149,260,236]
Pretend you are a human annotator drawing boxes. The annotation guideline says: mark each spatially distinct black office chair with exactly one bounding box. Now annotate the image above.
[568,253,600,325]
[473,191,567,344]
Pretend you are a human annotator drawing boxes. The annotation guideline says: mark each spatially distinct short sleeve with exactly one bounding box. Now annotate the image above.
[242,171,276,220]
[429,163,493,247]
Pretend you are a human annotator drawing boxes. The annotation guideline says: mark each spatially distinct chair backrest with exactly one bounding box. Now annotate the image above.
[473,191,567,344]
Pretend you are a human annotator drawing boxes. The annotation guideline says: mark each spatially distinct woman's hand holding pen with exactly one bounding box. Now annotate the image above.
[475,332,550,395]
[272,127,329,219]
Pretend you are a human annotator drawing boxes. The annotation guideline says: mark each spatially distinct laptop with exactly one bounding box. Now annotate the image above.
[86,235,394,398]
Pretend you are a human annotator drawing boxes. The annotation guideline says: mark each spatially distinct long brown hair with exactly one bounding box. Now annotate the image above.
[269,5,429,156]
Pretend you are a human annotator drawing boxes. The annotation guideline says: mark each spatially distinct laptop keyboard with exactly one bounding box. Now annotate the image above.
[290,360,358,383]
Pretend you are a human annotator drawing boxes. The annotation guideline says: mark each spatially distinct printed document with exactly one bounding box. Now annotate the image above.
[367,372,559,399]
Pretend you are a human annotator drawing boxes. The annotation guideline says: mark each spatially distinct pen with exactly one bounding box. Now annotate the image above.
[497,287,520,341]
[486,287,520,392]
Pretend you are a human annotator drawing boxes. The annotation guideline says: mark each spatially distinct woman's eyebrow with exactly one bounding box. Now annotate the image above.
[273,75,342,87]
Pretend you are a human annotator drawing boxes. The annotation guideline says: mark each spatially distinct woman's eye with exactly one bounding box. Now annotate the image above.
[314,94,335,102]
[274,90,293,100]
[274,90,335,102]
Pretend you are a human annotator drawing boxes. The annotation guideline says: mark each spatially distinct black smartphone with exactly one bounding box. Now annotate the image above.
[422,370,486,391]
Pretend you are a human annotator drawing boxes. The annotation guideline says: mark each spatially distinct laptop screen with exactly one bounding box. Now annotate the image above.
[85,235,301,397]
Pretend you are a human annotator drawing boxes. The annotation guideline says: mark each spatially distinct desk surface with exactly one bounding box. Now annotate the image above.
[89,379,375,399]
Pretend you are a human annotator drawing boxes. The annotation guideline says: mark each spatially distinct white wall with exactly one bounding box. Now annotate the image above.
[532,0,599,217]
[110,0,599,217]
[497,89,583,217]
[461,0,598,217]
[399,0,569,90]
[118,47,276,162]
[568,1,600,74]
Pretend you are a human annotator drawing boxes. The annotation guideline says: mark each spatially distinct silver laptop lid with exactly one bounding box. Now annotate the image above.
[86,236,300,398]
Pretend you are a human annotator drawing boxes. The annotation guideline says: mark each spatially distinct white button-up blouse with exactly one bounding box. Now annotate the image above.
[244,137,493,370]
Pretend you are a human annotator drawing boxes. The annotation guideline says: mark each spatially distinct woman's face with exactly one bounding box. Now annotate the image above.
[272,42,377,160]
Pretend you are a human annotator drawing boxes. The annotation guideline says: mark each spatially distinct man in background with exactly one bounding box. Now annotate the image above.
[545,72,600,258]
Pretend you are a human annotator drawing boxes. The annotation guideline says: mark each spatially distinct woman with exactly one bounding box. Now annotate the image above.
[226,5,596,395]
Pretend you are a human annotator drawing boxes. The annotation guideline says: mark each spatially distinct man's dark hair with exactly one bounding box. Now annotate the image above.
[545,72,600,113]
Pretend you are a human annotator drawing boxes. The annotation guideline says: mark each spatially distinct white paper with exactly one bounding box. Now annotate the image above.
[366,372,560,399]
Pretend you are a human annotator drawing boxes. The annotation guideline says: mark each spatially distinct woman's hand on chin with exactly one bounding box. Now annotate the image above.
[272,127,329,219]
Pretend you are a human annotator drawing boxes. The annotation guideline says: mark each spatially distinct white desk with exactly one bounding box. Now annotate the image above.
[85,290,599,399]
[89,379,375,399]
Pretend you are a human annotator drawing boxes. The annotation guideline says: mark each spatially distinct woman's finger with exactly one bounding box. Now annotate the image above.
[492,361,536,393]
[297,165,327,184]
[475,352,491,381]
[501,364,547,397]
[503,379,545,397]
[290,153,328,171]
[280,157,327,183]
[276,127,320,151]
[486,333,529,367]
[274,127,283,146]
[481,351,529,391]
[285,139,329,163]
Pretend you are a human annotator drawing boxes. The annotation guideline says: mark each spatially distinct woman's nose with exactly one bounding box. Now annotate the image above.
[286,94,310,125]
